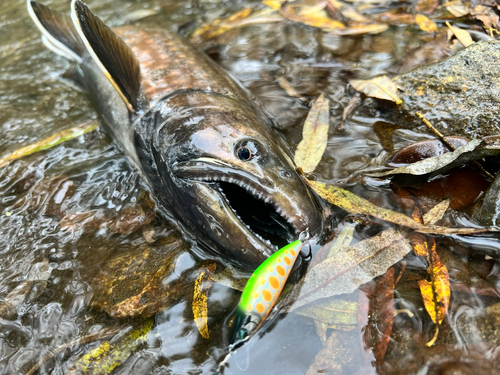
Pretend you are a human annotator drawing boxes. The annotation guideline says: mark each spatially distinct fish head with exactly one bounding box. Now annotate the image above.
[145,92,322,268]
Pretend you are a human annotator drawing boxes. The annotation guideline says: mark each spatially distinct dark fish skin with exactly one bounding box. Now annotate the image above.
[28,1,323,268]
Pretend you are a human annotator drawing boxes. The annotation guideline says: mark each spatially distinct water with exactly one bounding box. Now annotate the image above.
[1,0,500,373]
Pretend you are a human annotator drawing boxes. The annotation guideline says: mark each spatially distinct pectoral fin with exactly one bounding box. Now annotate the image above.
[71,0,141,112]
[28,1,85,62]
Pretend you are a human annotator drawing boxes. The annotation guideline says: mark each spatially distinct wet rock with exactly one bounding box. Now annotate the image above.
[374,41,500,139]
[90,234,193,318]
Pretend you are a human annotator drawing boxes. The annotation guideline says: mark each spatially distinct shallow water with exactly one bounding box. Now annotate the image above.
[2,0,500,374]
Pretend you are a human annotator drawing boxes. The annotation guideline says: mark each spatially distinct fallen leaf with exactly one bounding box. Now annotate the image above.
[190,8,282,42]
[291,227,412,310]
[280,1,345,30]
[277,76,309,102]
[350,75,402,104]
[446,1,470,17]
[411,233,450,346]
[422,199,450,225]
[193,262,217,339]
[416,14,438,33]
[360,266,395,361]
[73,319,153,375]
[263,0,285,10]
[294,94,330,174]
[328,0,370,22]
[294,298,358,326]
[306,180,492,235]
[446,22,474,47]
[211,266,247,291]
[327,23,389,35]
[415,0,439,15]
[0,121,98,168]
[471,5,499,31]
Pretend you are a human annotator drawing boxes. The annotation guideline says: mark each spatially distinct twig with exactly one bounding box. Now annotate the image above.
[415,111,495,179]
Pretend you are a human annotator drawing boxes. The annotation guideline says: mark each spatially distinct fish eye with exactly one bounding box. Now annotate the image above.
[234,140,264,162]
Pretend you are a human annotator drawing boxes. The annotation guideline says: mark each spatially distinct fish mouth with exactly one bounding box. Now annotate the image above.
[173,158,298,251]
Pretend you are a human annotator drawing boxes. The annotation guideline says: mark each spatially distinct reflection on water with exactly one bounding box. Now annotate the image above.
[1,0,500,373]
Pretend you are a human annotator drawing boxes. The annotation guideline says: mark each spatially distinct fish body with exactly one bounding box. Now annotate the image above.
[28,0,322,268]
[230,239,303,348]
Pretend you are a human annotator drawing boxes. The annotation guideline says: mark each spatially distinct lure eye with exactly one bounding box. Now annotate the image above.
[234,140,264,162]
[237,328,249,341]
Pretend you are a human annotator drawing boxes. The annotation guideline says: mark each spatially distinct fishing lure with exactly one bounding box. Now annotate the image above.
[229,238,304,349]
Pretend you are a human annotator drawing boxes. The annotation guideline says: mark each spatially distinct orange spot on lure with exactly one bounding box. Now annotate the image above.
[229,239,303,348]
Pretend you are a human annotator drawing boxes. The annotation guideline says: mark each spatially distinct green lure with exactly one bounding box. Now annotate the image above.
[229,239,303,348]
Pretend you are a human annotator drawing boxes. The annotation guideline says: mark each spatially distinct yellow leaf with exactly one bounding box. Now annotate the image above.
[350,75,402,104]
[327,23,389,35]
[411,234,450,346]
[0,121,98,168]
[416,14,438,33]
[192,262,216,339]
[263,0,285,10]
[446,22,474,47]
[294,94,330,174]
[307,180,492,235]
[328,0,370,22]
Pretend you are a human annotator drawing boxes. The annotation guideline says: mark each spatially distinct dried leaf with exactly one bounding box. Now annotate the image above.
[328,0,370,22]
[280,1,345,29]
[360,266,395,361]
[415,0,439,15]
[73,319,153,375]
[190,8,282,41]
[422,199,450,225]
[411,233,450,346]
[446,22,474,47]
[416,14,438,33]
[446,1,470,17]
[0,121,98,168]
[327,23,389,35]
[193,262,216,339]
[306,180,491,235]
[294,94,330,174]
[291,227,412,310]
[350,75,402,104]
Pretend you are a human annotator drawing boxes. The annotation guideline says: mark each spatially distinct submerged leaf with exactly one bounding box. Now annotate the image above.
[0,121,98,168]
[292,227,412,310]
[294,298,358,326]
[193,262,216,339]
[327,23,389,35]
[295,94,330,174]
[350,75,402,104]
[416,14,438,33]
[360,266,395,361]
[73,319,153,375]
[411,233,450,346]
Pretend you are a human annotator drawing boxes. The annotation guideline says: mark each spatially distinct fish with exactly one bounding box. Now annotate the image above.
[229,238,303,348]
[27,0,322,268]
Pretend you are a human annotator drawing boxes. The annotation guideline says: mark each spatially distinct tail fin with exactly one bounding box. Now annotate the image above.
[27,1,85,63]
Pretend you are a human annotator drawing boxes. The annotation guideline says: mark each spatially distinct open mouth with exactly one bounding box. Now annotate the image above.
[216,181,296,249]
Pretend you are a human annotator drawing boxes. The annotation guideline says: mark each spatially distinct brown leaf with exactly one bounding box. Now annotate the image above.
[446,22,474,47]
[350,75,402,104]
[416,14,438,33]
[280,1,345,30]
[192,262,216,339]
[360,266,395,361]
[294,94,330,174]
[415,0,439,15]
[306,180,491,235]
[292,227,412,310]
[410,233,450,346]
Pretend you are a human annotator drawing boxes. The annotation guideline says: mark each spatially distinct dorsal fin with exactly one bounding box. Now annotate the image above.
[28,1,85,62]
[71,0,141,112]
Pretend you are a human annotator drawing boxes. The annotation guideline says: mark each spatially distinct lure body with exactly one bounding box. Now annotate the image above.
[230,239,303,348]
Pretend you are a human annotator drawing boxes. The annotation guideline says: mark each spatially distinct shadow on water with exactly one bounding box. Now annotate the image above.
[2,0,500,373]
